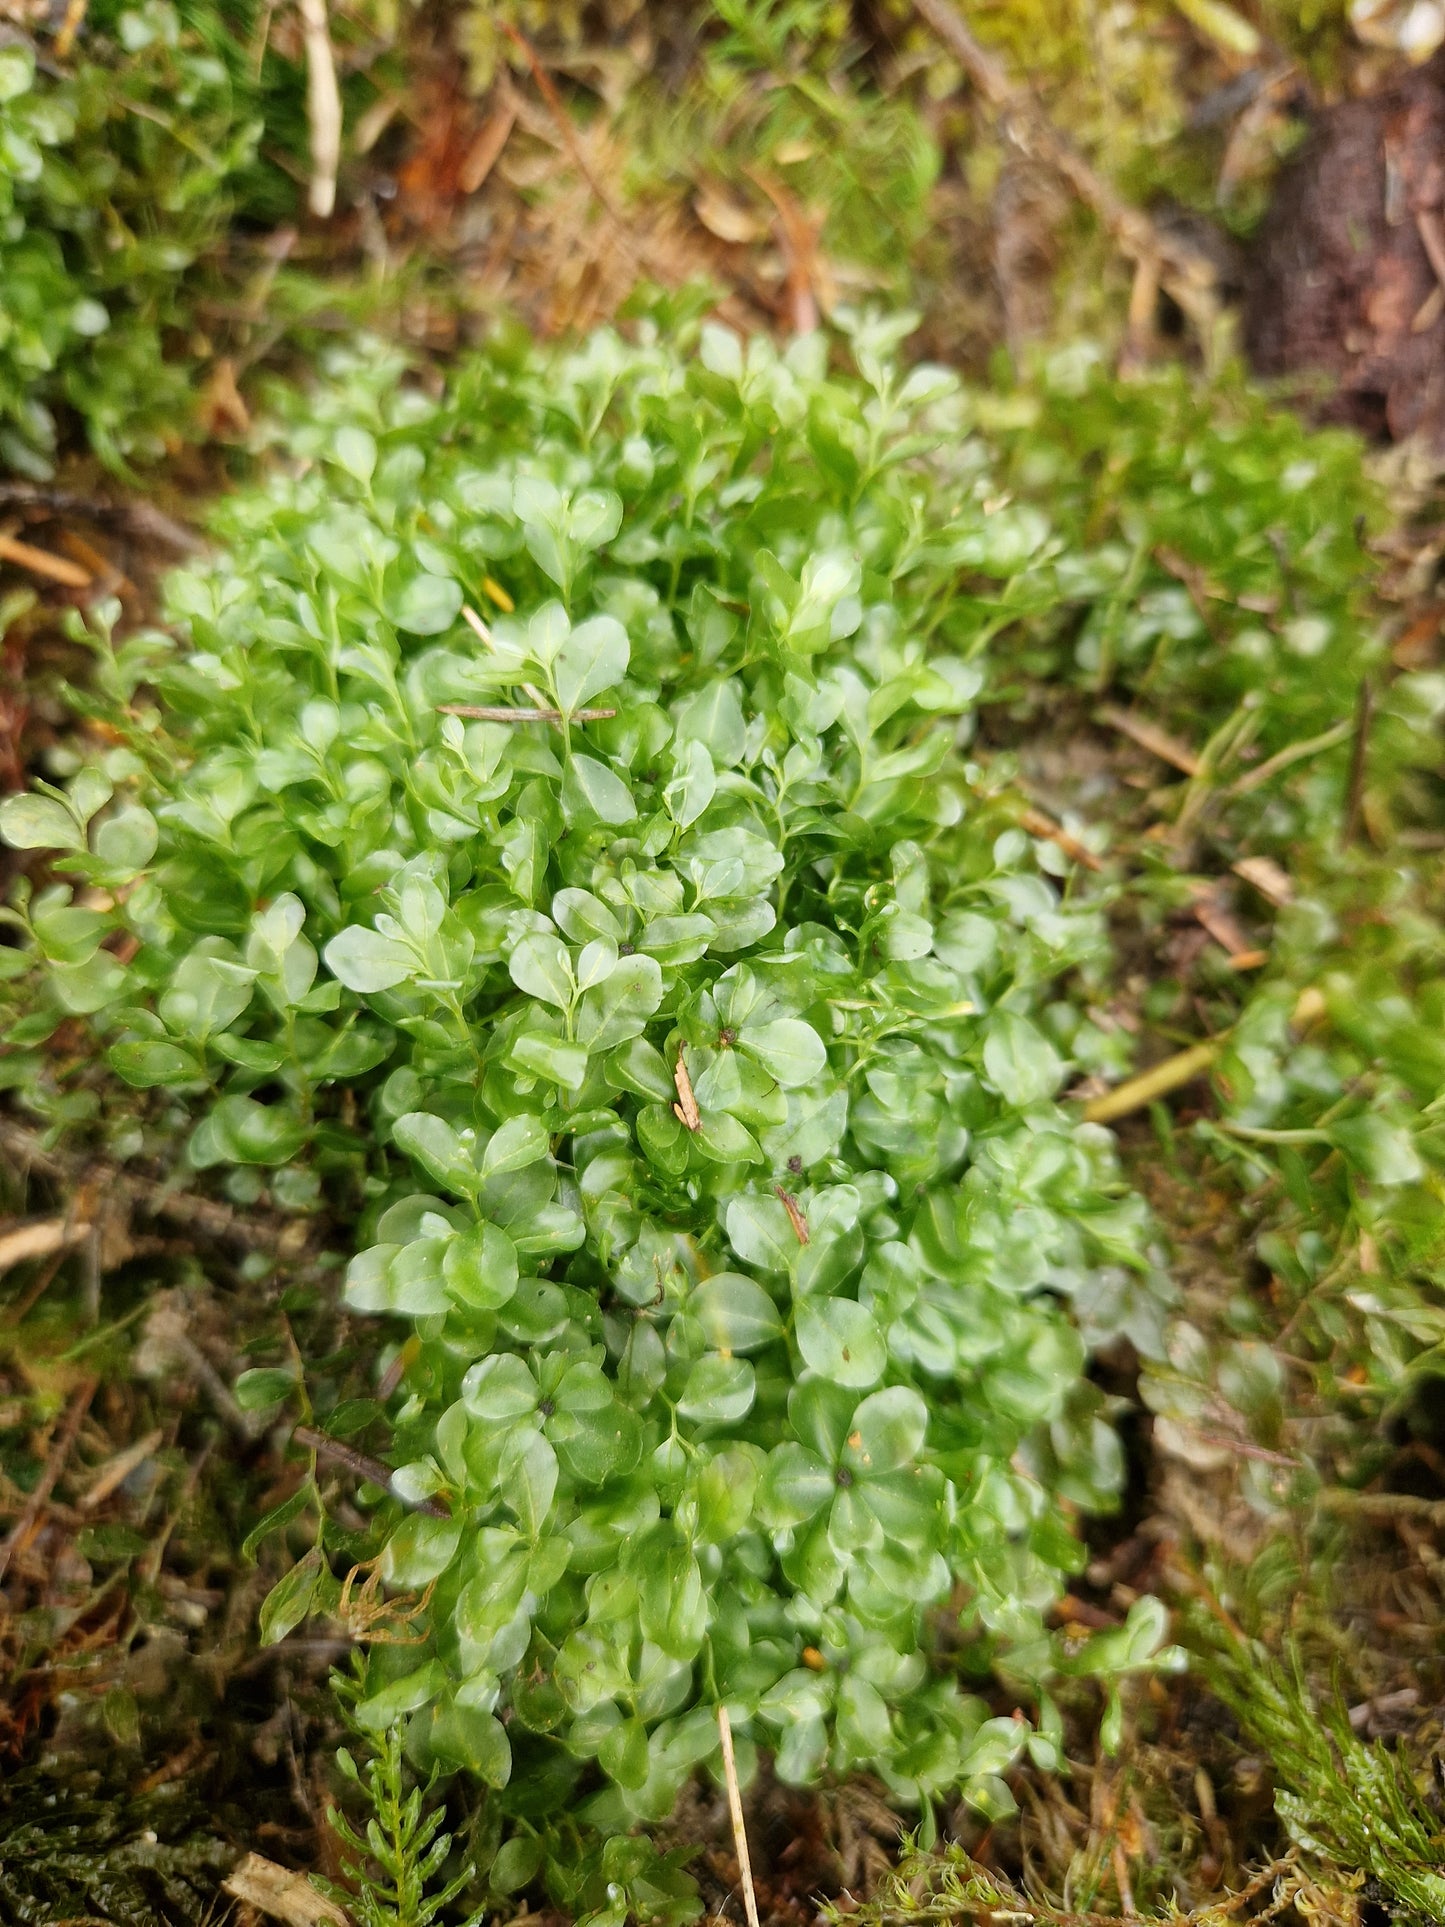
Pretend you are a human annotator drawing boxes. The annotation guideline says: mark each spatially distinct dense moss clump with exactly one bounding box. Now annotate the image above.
[0,1,305,472]
[1,317,1185,1823]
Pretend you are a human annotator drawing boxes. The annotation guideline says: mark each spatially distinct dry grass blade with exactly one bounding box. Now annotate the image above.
[717,1704,762,1927]
[1232,856,1293,906]
[0,532,92,588]
[461,603,493,646]
[0,1215,91,1273]
[1083,1041,1220,1123]
[1341,678,1374,848]
[53,0,89,59]
[775,1186,810,1245]
[79,1426,165,1511]
[1192,889,1267,969]
[460,98,518,195]
[1097,704,1202,776]
[1020,806,1104,871]
[297,0,341,220]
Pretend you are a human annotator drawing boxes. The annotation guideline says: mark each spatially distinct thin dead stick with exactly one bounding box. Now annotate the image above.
[1096,704,1201,777]
[461,604,493,647]
[0,1375,98,1584]
[1191,890,1267,970]
[909,0,1217,328]
[1083,1040,1219,1124]
[1417,207,1445,288]
[0,483,201,554]
[1019,806,1104,872]
[0,1216,92,1274]
[1227,718,1353,798]
[1232,855,1293,907]
[438,703,616,724]
[460,98,518,195]
[297,0,341,219]
[1317,1488,1445,1529]
[0,1117,308,1256]
[79,1428,165,1512]
[716,1705,761,1927]
[54,0,89,60]
[0,532,92,589]
[293,1424,451,1519]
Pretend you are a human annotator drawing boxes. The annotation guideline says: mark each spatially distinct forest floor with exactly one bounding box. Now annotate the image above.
[1,4,1444,1926]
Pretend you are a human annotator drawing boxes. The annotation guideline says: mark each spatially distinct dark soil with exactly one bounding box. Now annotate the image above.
[1246,52,1445,443]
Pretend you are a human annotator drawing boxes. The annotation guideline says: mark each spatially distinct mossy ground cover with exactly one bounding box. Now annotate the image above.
[0,5,1443,1927]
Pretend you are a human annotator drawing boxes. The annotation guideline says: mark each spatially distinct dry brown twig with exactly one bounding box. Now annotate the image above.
[1097,704,1202,777]
[0,482,201,554]
[0,1117,312,1257]
[498,17,647,278]
[293,1423,451,1519]
[460,95,519,196]
[1191,886,1267,970]
[0,531,92,589]
[79,1427,165,1512]
[1019,805,1104,872]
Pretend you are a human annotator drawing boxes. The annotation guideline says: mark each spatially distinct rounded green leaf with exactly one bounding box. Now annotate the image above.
[481,1112,551,1177]
[383,1513,461,1587]
[444,1221,520,1310]
[795,1296,885,1388]
[562,752,637,826]
[691,1272,784,1353]
[739,1018,827,1087]
[844,1385,929,1475]
[194,1094,306,1167]
[423,1701,512,1787]
[390,572,464,635]
[393,1111,477,1195]
[756,1441,833,1527]
[0,793,82,852]
[677,1354,755,1424]
[332,425,377,484]
[325,924,413,992]
[982,1010,1063,1108]
[234,1367,299,1412]
[508,930,573,1009]
[599,1714,651,1790]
